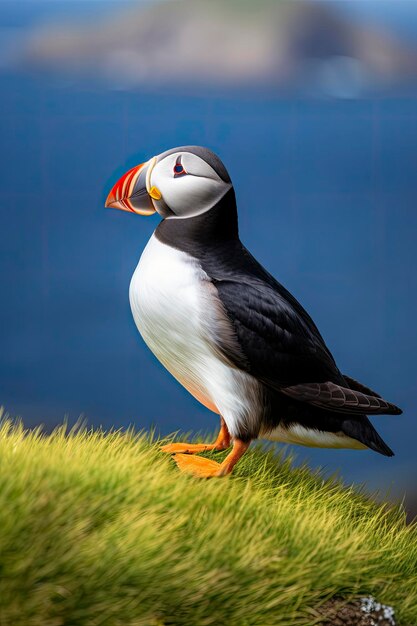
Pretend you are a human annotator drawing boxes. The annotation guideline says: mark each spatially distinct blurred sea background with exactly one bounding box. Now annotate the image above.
[1,0,416,513]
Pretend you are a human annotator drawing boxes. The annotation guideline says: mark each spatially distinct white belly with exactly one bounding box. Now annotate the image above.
[129,234,261,439]
[262,424,367,450]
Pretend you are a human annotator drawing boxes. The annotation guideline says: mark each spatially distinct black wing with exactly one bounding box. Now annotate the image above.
[213,275,343,388]
[211,249,401,416]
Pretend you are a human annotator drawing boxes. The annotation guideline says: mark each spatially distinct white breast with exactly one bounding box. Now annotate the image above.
[129,234,261,439]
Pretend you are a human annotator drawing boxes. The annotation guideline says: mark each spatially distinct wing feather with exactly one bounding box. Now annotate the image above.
[281,382,402,415]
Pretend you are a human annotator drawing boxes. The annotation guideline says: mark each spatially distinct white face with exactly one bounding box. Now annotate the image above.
[149,151,232,219]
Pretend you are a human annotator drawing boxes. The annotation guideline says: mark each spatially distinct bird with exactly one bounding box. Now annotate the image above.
[105,145,402,478]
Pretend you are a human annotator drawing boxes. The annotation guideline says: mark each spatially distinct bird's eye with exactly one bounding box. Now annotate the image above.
[173,162,186,177]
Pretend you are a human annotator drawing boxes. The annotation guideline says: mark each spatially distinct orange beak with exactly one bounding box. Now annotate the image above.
[105,162,156,216]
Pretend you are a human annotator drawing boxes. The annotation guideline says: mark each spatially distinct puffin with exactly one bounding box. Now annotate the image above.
[105,145,402,478]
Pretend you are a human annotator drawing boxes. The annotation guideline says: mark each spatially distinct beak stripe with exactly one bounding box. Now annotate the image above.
[115,175,123,200]
[146,157,157,195]
[122,168,136,199]
[115,176,124,201]
[123,197,134,212]
[126,167,140,198]
[119,171,130,199]
[116,166,136,201]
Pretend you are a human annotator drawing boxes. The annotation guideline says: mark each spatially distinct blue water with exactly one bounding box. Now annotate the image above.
[1,68,416,499]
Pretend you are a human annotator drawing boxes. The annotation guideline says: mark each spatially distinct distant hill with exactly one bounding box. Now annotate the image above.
[15,0,417,96]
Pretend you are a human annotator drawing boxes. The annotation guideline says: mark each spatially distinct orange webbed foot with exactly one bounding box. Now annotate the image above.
[172,439,251,479]
[161,418,231,456]
[161,442,217,454]
[173,453,224,478]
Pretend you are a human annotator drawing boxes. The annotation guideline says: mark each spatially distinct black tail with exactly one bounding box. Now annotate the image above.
[342,416,394,457]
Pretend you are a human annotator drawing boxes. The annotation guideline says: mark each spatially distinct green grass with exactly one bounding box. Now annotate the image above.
[0,415,416,626]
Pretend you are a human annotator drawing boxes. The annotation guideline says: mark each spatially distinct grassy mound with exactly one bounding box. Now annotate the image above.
[0,417,416,626]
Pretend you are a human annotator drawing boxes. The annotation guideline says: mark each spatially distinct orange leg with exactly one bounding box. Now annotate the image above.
[161,417,231,454]
[173,439,250,478]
